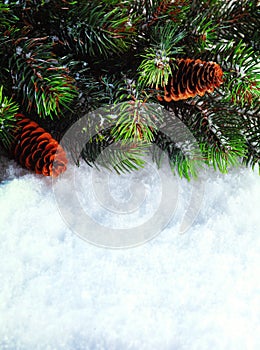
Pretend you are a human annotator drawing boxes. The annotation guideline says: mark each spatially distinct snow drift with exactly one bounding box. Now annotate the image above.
[0,155,259,350]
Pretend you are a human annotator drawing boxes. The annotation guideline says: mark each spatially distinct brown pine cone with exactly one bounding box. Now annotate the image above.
[12,113,68,177]
[157,58,223,102]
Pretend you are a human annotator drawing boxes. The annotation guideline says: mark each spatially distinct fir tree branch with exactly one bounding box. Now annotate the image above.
[0,86,19,149]
[61,1,135,59]
[65,103,151,174]
[138,22,185,88]
[9,36,78,118]
[1,0,259,177]
[211,40,260,108]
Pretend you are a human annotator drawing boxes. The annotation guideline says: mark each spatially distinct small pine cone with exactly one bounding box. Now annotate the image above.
[12,114,68,177]
[157,58,223,102]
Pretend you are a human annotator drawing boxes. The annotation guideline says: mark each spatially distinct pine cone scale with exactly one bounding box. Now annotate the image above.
[19,144,32,164]
[29,128,46,137]
[36,132,52,143]
[31,149,42,162]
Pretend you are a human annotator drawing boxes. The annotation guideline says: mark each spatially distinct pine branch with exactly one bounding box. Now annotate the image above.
[63,103,151,174]
[1,0,259,178]
[138,22,186,88]
[152,129,201,180]
[6,0,76,36]
[0,86,19,149]
[132,0,189,30]
[9,36,78,118]
[0,3,18,31]
[216,0,260,51]
[58,1,135,60]
[81,132,148,175]
[158,100,247,173]
[239,104,260,171]
[221,41,259,108]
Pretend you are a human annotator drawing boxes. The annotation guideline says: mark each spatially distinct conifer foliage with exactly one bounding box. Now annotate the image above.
[0,0,259,178]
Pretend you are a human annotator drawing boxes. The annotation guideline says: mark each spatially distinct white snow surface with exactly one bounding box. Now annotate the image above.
[0,155,260,350]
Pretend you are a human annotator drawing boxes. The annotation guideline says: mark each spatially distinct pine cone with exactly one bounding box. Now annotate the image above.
[12,114,68,177]
[157,58,223,102]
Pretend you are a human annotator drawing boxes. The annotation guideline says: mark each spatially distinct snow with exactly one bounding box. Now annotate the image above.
[0,155,260,350]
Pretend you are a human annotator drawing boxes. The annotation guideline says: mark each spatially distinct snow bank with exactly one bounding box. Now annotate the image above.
[0,155,259,350]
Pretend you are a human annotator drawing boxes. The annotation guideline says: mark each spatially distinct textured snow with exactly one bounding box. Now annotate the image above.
[0,155,260,350]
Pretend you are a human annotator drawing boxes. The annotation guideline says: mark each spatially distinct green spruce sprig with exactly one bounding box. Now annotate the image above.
[138,23,185,88]
[9,36,78,119]
[0,86,19,149]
